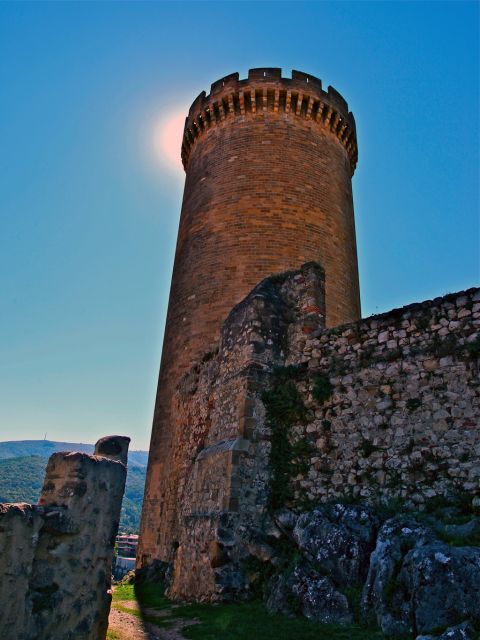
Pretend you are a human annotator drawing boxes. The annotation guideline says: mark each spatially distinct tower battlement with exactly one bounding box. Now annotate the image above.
[182,68,358,174]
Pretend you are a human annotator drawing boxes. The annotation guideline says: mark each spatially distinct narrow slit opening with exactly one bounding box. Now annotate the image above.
[267,89,275,110]
[244,91,252,113]
[233,93,240,115]
[255,89,262,112]
[300,95,309,117]
[290,93,299,114]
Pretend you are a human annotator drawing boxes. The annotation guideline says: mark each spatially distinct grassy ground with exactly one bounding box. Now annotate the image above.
[111,584,386,640]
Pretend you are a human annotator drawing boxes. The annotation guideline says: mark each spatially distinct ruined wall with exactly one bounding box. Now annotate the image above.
[167,263,326,599]
[160,264,479,601]
[0,436,129,640]
[140,67,361,567]
[285,288,480,507]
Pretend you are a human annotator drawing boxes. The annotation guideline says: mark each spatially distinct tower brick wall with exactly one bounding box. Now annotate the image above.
[138,68,361,566]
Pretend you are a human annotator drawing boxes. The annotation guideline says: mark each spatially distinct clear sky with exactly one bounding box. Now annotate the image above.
[0,1,478,450]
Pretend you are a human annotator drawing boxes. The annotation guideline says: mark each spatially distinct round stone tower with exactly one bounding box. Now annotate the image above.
[138,68,360,566]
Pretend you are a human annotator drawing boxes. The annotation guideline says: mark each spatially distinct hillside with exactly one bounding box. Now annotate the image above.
[0,439,148,468]
[0,441,148,533]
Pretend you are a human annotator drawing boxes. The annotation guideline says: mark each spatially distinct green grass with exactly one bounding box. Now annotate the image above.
[113,584,387,640]
[113,582,170,608]
[106,630,122,640]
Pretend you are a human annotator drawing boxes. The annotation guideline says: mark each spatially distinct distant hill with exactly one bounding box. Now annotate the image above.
[0,439,149,468]
[0,440,148,533]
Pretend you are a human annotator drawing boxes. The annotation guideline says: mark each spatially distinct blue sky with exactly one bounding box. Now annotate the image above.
[0,1,478,450]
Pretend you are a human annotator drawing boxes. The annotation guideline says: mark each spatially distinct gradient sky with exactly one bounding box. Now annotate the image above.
[0,1,478,450]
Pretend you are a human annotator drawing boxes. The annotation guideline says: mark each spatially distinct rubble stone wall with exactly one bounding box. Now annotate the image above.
[287,286,480,506]
[162,264,479,601]
[0,436,129,640]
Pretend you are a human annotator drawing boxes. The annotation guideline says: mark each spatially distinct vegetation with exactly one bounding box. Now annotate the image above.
[0,439,148,466]
[0,455,47,503]
[466,336,480,359]
[406,398,421,412]
[111,584,387,640]
[311,373,333,404]
[261,365,312,511]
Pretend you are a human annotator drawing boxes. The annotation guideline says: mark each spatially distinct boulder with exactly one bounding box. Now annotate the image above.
[416,620,476,640]
[401,543,480,634]
[293,503,379,587]
[266,559,352,625]
[362,516,480,636]
[361,516,437,635]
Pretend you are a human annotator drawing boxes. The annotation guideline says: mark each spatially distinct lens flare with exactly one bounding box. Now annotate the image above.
[154,110,186,174]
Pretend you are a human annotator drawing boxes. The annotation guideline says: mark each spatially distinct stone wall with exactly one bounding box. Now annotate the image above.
[285,286,480,507]
[158,263,479,602]
[0,436,129,640]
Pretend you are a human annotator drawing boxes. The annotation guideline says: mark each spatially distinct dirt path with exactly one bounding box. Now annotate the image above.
[108,602,197,640]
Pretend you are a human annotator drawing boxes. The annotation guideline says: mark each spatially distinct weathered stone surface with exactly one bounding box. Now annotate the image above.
[293,503,379,587]
[401,543,480,634]
[266,559,353,624]
[166,264,327,601]
[416,620,476,640]
[362,517,480,636]
[361,516,437,634]
[0,435,129,640]
[0,503,46,635]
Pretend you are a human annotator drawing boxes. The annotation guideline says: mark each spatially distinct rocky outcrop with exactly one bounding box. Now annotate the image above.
[0,435,129,640]
[361,516,437,634]
[416,621,477,640]
[261,503,480,637]
[267,559,352,624]
[293,503,379,587]
[361,517,480,636]
[400,543,480,635]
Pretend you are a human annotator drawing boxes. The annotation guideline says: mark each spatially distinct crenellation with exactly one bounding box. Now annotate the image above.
[248,67,282,81]
[181,68,358,173]
[188,90,207,117]
[292,69,322,91]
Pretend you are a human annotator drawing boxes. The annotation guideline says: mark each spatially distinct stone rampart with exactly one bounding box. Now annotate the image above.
[161,264,479,601]
[0,435,130,640]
